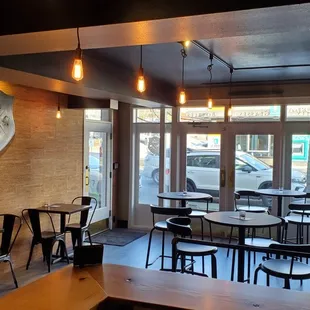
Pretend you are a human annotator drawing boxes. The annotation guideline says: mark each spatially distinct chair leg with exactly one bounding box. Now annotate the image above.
[200,217,204,240]
[211,254,217,279]
[161,231,165,270]
[284,278,290,289]
[86,230,93,245]
[247,251,251,282]
[202,256,205,274]
[266,274,270,287]
[181,255,185,273]
[227,227,233,257]
[26,239,36,270]
[253,266,261,285]
[145,228,155,269]
[209,223,213,241]
[6,258,18,288]
[43,240,54,273]
[231,249,236,281]
[60,240,70,264]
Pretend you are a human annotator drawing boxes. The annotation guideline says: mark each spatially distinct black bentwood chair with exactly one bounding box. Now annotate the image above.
[145,205,192,270]
[167,217,217,278]
[227,190,270,258]
[188,196,213,240]
[0,214,22,288]
[254,244,310,289]
[22,209,69,273]
[65,196,97,247]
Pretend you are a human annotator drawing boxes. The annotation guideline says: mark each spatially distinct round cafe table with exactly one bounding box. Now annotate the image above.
[255,189,306,217]
[157,192,212,208]
[204,211,281,283]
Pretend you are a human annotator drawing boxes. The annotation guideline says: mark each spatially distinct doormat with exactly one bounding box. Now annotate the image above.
[89,228,147,246]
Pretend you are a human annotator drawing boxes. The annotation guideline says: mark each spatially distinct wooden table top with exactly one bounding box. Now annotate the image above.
[36,204,91,215]
[158,191,212,201]
[1,264,310,309]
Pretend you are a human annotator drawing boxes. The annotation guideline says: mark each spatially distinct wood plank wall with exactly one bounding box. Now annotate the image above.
[0,81,84,270]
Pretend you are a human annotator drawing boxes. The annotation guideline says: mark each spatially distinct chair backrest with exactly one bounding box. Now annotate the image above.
[0,214,22,256]
[22,209,56,241]
[150,205,192,226]
[166,217,192,237]
[72,196,98,228]
[289,203,310,220]
[234,190,261,209]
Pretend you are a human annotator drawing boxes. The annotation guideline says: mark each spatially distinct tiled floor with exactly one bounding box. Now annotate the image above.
[1,231,310,297]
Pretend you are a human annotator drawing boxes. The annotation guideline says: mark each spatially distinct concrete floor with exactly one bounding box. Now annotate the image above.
[1,231,310,297]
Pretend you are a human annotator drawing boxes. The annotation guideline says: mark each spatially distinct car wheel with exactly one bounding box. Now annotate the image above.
[187,179,196,192]
[152,169,160,184]
[259,182,272,208]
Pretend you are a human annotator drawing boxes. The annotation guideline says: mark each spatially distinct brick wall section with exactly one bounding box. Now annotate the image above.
[0,81,83,270]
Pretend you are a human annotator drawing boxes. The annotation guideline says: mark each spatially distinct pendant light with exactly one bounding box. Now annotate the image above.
[72,27,84,81]
[207,54,214,109]
[56,95,61,119]
[178,47,187,104]
[228,68,234,118]
[137,45,146,93]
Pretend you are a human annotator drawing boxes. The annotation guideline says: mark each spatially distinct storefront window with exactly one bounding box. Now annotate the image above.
[179,107,225,122]
[133,109,161,123]
[286,105,310,121]
[230,106,281,122]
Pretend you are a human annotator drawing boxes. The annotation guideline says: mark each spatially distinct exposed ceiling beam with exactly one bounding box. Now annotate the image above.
[0,4,309,56]
[0,1,302,36]
[0,67,173,108]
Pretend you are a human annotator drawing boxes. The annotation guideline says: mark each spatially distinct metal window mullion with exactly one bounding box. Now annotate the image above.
[159,109,165,204]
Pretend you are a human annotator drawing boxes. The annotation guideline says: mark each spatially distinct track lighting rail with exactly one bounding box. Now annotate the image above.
[192,40,310,72]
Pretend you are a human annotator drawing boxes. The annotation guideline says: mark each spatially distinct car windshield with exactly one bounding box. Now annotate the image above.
[238,153,270,171]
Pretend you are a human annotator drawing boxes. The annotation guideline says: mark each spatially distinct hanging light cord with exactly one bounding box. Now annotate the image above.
[77,27,81,49]
[229,68,234,108]
[207,54,213,98]
[181,48,187,88]
[140,45,143,68]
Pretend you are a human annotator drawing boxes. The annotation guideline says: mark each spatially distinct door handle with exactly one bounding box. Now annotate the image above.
[85,176,89,186]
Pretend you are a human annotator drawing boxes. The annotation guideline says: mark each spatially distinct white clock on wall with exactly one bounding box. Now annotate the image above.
[0,91,15,152]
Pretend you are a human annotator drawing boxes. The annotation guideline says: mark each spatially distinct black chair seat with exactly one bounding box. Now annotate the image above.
[245,238,279,247]
[177,242,217,256]
[261,259,310,279]
[188,210,207,218]
[154,221,168,231]
[237,206,267,213]
[285,215,310,224]
[65,223,86,230]
[291,210,310,215]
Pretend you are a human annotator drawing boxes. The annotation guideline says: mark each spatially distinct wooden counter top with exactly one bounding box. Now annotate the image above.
[1,264,310,309]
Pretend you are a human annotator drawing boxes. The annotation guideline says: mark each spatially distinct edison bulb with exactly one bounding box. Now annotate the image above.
[137,75,146,93]
[207,98,213,109]
[184,40,190,48]
[179,90,186,104]
[228,107,232,117]
[56,109,61,119]
[72,58,84,81]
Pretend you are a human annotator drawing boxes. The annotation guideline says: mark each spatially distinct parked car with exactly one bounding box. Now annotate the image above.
[142,150,306,194]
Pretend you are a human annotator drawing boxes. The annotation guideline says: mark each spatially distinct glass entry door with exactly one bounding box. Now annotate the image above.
[84,122,112,224]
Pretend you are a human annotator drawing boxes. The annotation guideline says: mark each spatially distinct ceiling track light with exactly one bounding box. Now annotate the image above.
[72,27,84,81]
[56,95,61,119]
[137,45,146,93]
[178,47,187,104]
[228,68,234,118]
[207,54,214,109]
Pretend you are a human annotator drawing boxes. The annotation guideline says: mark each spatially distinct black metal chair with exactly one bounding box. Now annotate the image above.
[227,190,270,257]
[22,209,69,272]
[65,196,97,247]
[145,205,192,270]
[167,217,217,278]
[0,214,22,288]
[187,196,213,240]
[254,244,310,289]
